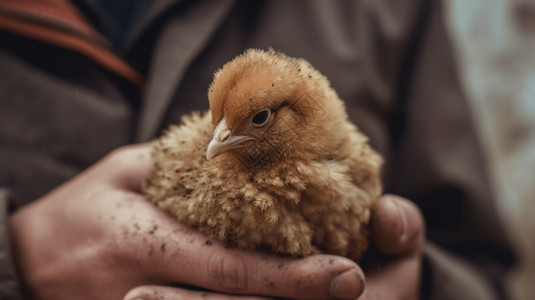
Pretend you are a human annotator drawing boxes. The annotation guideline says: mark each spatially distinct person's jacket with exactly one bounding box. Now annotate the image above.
[0,0,516,299]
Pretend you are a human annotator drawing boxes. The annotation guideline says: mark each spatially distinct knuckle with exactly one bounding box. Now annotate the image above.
[101,144,149,173]
[105,145,137,164]
[207,251,250,293]
[101,148,129,171]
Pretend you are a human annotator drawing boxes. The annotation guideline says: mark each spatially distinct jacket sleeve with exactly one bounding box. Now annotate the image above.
[0,189,24,300]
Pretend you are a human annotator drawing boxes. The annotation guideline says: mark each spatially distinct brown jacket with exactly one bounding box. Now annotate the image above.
[0,0,515,299]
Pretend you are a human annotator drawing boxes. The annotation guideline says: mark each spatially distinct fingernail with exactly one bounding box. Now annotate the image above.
[388,196,408,243]
[330,269,364,299]
[385,196,407,243]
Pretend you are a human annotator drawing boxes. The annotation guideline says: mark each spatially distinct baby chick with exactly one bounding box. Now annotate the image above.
[143,49,382,262]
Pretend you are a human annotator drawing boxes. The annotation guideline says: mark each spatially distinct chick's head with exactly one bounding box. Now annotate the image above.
[207,49,346,168]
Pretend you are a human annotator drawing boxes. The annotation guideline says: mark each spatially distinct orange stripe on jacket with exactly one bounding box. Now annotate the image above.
[0,0,143,87]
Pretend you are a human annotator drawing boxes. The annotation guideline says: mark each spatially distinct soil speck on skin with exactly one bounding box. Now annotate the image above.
[160,243,166,253]
[134,223,140,230]
[277,262,284,269]
[266,280,275,288]
[329,258,334,264]
[204,240,213,246]
[149,224,158,234]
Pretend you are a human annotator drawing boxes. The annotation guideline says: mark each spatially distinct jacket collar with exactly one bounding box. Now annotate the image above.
[124,0,184,51]
[136,0,237,141]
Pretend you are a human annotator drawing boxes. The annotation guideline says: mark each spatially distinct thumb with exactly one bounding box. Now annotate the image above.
[124,285,270,300]
[371,194,425,256]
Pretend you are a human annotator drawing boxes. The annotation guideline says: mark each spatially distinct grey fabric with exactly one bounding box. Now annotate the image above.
[0,189,23,300]
[423,242,497,300]
[137,0,237,141]
[0,42,133,205]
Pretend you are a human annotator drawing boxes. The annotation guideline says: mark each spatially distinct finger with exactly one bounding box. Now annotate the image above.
[124,285,270,300]
[195,252,365,300]
[371,194,425,256]
[131,212,365,300]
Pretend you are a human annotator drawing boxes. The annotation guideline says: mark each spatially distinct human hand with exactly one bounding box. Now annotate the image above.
[123,195,424,300]
[358,194,425,300]
[9,144,366,300]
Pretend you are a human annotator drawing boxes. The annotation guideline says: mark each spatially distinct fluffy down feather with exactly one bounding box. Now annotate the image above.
[143,49,383,262]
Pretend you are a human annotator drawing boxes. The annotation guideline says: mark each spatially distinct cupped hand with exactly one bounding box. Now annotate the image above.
[9,144,365,300]
[126,194,425,300]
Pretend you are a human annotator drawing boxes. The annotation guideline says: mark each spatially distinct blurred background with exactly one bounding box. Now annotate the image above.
[445,1,535,299]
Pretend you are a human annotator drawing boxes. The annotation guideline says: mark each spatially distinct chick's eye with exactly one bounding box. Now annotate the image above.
[251,108,271,126]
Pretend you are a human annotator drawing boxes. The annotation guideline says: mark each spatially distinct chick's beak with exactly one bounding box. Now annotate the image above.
[206,117,254,160]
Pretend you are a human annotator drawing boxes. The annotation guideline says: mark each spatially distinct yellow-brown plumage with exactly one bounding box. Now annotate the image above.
[143,49,382,261]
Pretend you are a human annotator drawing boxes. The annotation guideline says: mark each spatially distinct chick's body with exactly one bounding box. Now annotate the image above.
[143,49,382,262]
